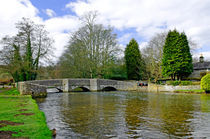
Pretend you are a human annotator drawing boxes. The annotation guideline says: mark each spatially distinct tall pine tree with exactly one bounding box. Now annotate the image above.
[125,39,145,80]
[176,33,193,79]
[162,30,193,80]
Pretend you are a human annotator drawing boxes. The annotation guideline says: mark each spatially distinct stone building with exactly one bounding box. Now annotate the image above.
[189,55,210,78]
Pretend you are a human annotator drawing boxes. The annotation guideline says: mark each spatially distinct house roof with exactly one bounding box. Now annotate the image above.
[193,61,210,70]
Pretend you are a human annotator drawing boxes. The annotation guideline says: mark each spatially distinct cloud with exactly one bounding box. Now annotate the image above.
[66,0,210,50]
[118,33,133,45]
[44,15,79,33]
[0,0,79,59]
[0,0,41,39]
[49,32,69,59]
[1,0,210,61]
[45,9,56,17]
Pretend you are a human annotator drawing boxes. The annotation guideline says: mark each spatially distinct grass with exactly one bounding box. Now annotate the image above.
[0,88,52,138]
[0,88,20,95]
[174,89,205,93]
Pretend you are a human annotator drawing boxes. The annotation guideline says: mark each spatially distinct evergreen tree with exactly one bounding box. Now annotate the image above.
[162,30,179,80]
[12,44,25,81]
[25,36,33,80]
[162,30,193,80]
[125,39,145,80]
[176,33,193,79]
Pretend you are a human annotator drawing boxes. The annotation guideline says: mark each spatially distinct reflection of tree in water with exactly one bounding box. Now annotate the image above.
[124,93,199,138]
[125,97,148,138]
[60,93,122,138]
[201,94,210,112]
[149,94,197,138]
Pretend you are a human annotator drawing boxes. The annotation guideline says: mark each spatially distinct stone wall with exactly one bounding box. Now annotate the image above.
[29,79,63,87]
[137,86,148,92]
[148,83,201,92]
[17,82,47,98]
[116,81,138,91]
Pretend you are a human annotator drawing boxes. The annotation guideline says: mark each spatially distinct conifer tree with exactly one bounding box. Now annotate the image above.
[176,33,193,79]
[125,39,145,80]
[162,30,180,80]
[162,30,193,80]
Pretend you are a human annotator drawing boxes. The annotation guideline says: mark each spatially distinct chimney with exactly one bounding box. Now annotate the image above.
[199,54,204,63]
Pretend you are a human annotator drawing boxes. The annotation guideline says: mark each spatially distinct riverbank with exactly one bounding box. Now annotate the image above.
[0,88,51,138]
[174,89,205,94]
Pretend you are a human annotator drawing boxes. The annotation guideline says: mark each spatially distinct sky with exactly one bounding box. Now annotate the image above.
[0,0,210,61]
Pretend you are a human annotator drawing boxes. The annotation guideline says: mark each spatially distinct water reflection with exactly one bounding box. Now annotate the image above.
[36,92,210,138]
[147,94,196,138]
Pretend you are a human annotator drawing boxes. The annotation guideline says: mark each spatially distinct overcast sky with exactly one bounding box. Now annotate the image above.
[0,0,210,61]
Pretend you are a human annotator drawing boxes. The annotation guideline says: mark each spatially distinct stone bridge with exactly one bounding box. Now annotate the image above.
[17,79,137,97]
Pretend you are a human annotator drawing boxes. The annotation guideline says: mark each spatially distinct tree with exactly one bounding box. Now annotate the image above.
[58,11,120,79]
[162,29,193,80]
[124,39,145,80]
[0,18,54,82]
[176,33,193,79]
[142,32,167,82]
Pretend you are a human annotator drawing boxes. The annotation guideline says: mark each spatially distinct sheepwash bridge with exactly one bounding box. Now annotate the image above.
[17,79,137,97]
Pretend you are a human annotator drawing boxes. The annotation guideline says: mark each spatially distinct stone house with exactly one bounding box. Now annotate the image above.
[189,55,210,78]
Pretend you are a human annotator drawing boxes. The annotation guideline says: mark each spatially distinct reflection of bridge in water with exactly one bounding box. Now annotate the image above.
[17,79,137,97]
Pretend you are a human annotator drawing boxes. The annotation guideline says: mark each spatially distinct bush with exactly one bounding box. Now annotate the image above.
[166,80,180,86]
[192,81,200,85]
[201,74,210,93]
[180,81,192,86]
[166,80,192,86]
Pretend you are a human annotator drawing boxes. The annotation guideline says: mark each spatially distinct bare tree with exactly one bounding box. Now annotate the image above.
[58,11,120,78]
[0,18,54,81]
[142,32,167,82]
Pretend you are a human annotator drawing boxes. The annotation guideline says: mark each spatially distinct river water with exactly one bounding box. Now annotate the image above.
[36,91,210,139]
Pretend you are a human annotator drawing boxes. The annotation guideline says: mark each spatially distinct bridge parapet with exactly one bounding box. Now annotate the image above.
[18,79,138,97]
[17,82,48,98]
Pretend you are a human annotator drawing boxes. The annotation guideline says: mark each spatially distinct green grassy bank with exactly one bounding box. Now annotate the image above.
[0,88,52,138]
[174,89,205,94]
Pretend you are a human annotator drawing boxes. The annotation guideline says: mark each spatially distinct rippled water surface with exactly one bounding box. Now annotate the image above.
[36,91,210,138]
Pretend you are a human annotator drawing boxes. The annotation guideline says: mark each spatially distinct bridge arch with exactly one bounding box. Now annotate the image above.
[71,86,90,92]
[101,86,117,91]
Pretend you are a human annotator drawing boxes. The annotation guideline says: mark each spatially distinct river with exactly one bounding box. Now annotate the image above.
[35,91,210,138]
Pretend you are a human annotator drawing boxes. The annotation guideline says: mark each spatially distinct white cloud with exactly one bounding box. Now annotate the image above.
[118,33,132,45]
[43,16,80,60]
[0,0,79,59]
[139,42,148,50]
[45,9,56,17]
[44,15,80,33]
[1,0,210,61]
[0,0,41,39]
[67,0,210,51]
[49,32,69,59]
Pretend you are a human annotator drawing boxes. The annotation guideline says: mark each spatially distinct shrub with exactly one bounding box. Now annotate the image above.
[166,80,193,86]
[166,80,180,86]
[180,81,192,86]
[192,81,200,85]
[201,74,210,93]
